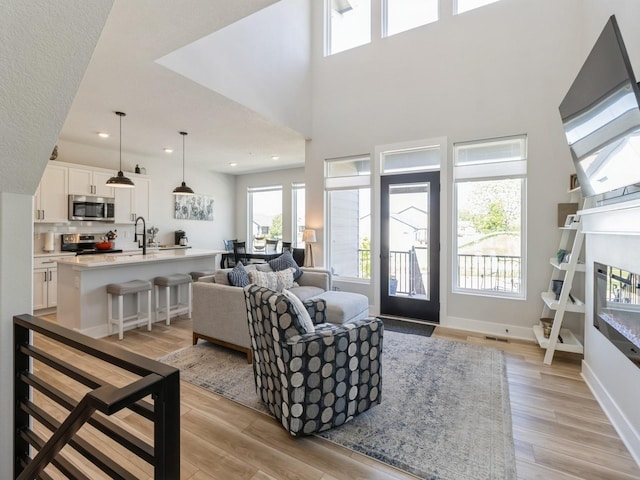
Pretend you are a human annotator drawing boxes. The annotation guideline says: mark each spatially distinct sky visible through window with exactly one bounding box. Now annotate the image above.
[455,0,499,14]
[386,0,438,37]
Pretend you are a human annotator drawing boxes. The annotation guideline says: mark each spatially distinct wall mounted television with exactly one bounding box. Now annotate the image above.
[559,15,640,203]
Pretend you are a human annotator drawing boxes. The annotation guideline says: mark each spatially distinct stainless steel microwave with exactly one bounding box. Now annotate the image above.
[68,195,115,222]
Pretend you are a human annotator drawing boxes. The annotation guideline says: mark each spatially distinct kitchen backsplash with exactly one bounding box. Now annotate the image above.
[34,223,137,254]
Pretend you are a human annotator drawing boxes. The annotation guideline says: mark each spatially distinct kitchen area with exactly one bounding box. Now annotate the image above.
[33,159,226,337]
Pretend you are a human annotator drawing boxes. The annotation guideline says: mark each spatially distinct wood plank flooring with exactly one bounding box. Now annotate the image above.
[33,315,640,479]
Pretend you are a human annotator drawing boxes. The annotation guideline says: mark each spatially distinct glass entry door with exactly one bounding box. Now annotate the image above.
[380,172,440,322]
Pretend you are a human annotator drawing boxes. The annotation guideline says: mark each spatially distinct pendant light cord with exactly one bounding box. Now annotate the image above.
[119,114,122,170]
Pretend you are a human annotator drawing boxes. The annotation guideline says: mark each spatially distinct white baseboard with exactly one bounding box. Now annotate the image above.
[441,315,535,342]
[582,360,640,466]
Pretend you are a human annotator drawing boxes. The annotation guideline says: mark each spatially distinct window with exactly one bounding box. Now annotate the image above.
[454,0,500,15]
[381,144,441,173]
[326,0,371,55]
[248,186,282,250]
[383,0,438,38]
[325,155,371,280]
[453,135,527,298]
[292,183,306,247]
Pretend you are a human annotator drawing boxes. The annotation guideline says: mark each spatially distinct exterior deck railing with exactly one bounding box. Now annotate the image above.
[14,314,180,479]
[357,250,521,294]
[456,254,521,292]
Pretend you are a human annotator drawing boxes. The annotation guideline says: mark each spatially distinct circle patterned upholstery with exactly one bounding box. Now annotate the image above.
[244,284,383,436]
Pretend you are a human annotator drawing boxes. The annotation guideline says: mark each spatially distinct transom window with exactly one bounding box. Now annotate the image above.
[383,0,439,38]
[454,0,500,15]
[325,0,371,55]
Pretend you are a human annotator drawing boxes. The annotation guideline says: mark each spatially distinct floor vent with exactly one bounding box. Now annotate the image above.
[485,336,509,343]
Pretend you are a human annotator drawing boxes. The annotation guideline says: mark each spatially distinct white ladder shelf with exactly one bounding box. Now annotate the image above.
[536,194,587,365]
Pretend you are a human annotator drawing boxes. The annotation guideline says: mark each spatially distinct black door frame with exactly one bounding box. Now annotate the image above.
[380,171,440,322]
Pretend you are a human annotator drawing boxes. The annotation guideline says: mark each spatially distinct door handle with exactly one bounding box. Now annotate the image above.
[49,271,52,281]
[44,271,47,282]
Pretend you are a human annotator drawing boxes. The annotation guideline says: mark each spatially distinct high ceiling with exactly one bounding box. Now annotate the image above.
[58,0,306,175]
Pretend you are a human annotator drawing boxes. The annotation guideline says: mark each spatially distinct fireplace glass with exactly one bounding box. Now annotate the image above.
[594,262,640,368]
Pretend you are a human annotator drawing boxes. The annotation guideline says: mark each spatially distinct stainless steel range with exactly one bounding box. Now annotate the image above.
[61,234,123,255]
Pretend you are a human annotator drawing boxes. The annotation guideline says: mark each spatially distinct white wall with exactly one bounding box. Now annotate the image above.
[51,140,235,251]
[583,230,640,465]
[234,167,305,246]
[157,0,312,137]
[0,0,113,473]
[307,0,586,337]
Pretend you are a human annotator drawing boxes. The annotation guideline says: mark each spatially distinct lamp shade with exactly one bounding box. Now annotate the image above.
[302,229,316,243]
[173,131,194,195]
[106,111,135,188]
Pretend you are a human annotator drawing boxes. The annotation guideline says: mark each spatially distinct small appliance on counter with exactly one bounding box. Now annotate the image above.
[43,232,55,252]
[61,233,123,255]
[175,230,186,246]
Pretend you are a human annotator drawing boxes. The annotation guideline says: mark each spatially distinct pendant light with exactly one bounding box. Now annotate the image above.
[173,131,194,195]
[106,111,135,188]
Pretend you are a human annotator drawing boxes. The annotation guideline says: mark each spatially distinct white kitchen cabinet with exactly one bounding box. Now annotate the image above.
[34,164,68,223]
[33,257,60,310]
[68,166,114,197]
[114,176,150,224]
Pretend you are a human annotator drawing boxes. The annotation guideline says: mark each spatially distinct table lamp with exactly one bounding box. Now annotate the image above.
[302,229,316,267]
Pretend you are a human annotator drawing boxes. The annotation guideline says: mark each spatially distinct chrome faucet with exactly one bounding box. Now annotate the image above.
[135,216,146,255]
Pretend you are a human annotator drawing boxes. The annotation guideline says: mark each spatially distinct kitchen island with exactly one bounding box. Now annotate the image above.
[56,249,224,338]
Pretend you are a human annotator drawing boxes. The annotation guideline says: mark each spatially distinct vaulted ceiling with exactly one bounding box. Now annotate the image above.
[58,0,308,175]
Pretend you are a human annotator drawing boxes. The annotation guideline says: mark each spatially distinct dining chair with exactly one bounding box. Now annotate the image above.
[265,239,279,254]
[233,241,250,265]
[281,241,293,253]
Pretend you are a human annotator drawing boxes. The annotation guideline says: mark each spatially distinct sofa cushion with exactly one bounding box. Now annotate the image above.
[248,267,296,292]
[313,291,369,325]
[214,264,258,286]
[282,289,315,334]
[288,285,325,301]
[268,251,302,280]
[227,262,250,287]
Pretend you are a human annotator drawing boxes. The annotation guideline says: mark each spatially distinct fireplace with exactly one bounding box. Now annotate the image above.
[594,262,640,368]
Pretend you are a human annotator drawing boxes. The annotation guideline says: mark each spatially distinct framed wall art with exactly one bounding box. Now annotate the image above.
[174,194,214,221]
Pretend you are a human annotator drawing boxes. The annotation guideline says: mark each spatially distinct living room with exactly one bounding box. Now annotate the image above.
[4,0,640,478]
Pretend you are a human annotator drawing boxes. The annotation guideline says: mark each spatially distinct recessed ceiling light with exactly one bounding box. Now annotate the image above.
[271,155,280,160]
[229,162,238,167]
[163,148,173,153]
[97,132,110,138]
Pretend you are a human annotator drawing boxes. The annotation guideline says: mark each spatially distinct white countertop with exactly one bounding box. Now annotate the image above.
[55,248,225,269]
[34,252,76,258]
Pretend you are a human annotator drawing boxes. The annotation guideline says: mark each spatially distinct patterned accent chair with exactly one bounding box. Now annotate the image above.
[243,284,383,436]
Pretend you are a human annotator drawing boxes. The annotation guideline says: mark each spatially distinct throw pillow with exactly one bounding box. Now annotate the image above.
[227,262,250,287]
[282,289,315,334]
[268,251,302,280]
[248,268,296,292]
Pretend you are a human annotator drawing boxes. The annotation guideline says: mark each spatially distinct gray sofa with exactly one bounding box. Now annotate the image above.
[192,264,369,362]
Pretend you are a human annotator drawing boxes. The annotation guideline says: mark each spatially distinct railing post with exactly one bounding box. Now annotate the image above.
[14,319,30,479]
[154,368,180,479]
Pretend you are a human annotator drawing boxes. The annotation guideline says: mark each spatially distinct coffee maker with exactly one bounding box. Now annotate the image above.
[175,230,187,246]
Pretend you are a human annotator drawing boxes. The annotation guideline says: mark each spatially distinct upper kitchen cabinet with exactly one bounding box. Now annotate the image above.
[114,176,150,224]
[68,166,114,197]
[34,164,68,223]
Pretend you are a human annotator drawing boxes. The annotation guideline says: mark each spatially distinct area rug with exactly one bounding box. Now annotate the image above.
[158,331,516,480]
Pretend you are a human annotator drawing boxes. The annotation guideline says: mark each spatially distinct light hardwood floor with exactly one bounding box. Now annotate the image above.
[33,315,640,479]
